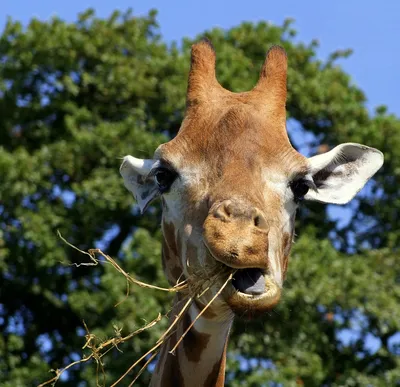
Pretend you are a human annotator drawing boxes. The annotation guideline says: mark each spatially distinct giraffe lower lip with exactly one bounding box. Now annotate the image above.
[226,276,282,316]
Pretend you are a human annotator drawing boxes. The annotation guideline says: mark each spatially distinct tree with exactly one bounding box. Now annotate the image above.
[0,8,398,386]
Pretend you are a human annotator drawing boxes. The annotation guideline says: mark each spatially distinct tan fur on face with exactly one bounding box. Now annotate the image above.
[203,213,270,270]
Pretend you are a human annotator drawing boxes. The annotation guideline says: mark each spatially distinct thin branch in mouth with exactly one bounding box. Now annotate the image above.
[156,297,193,345]
[128,297,194,386]
[129,350,159,386]
[116,266,235,384]
[169,270,236,355]
[57,230,189,294]
[46,233,235,387]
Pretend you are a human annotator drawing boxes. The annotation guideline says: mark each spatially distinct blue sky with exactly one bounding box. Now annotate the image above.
[3,0,400,116]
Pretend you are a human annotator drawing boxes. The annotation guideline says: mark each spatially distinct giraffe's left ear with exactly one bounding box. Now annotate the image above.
[120,156,159,213]
[305,143,384,204]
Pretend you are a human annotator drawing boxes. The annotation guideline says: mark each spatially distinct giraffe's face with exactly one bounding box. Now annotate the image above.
[152,106,307,317]
[120,42,383,318]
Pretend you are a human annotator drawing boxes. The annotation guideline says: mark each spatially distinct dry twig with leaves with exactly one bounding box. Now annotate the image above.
[39,232,234,387]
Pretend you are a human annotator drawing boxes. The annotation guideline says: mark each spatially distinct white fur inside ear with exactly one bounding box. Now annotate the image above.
[120,156,154,175]
[305,143,384,204]
[120,156,159,213]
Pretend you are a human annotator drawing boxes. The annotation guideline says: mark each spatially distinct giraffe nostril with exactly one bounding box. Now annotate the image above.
[213,201,232,221]
[212,201,268,229]
[253,210,268,230]
[224,202,232,217]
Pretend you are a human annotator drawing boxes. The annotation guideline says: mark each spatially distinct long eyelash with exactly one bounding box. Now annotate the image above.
[146,160,162,180]
[148,160,178,180]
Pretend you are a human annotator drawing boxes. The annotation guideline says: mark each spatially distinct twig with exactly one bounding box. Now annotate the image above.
[40,233,235,386]
[128,350,159,387]
[57,230,188,293]
[111,297,193,386]
[156,297,193,345]
[57,230,97,266]
[90,247,188,293]
[169,271,235,355]
[37,314,161,387]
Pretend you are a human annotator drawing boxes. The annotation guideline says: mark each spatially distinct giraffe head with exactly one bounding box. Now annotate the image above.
[120,40,383,318]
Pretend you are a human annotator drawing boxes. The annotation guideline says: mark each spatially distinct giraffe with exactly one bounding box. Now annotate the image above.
[120,39,384,386]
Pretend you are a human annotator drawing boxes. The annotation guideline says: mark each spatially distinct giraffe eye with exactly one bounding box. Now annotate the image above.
[290,179,310,202]
[154,168,177,193]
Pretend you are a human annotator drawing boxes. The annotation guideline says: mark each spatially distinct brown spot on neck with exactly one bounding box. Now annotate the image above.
[204,338,228,386]
[281,231,292,279]
[151,329,185,387]
[186,241,198,262]
[182,312,211,362]
[162,222,178,257]
[162,241,183,286]
[162,221,185,285]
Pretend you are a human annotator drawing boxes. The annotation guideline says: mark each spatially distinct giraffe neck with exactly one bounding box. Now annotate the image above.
[150,297,233,387]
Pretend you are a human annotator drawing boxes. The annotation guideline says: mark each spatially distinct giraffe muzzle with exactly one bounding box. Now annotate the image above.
[203,199,270,270]
[202,200,283,314]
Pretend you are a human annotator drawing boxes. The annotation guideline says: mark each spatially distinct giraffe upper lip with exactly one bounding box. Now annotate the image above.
[203,240,267,272]
[203,241,272,297]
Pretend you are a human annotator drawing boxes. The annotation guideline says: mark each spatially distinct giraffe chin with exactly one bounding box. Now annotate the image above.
[224,277,281,319]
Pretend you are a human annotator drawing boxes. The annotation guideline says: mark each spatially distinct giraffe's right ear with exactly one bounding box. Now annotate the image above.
[304,143,384,204]
[119,156,159,213]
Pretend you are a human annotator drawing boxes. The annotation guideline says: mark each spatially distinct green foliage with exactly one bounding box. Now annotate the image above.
[0,8,398,386]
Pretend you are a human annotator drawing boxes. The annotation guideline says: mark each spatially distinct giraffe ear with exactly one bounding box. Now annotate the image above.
[120,156,159,213]
[305,143,384,204]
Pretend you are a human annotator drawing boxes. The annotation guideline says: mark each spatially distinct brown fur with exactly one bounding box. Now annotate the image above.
[182,313,211,362]
[281,231,292,279]
[162,222,178,257]
[162,222,185,285]
[153,330,185,387]
[204,339,228,387]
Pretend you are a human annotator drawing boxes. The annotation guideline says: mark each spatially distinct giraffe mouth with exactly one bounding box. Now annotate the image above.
[225,269,281,318]
[232,268,266,295]
[202,242,281,312]
[229,268,280,302]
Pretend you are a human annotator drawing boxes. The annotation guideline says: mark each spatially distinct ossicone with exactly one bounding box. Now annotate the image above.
[253,45,288,109]
[186,38,224,107]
